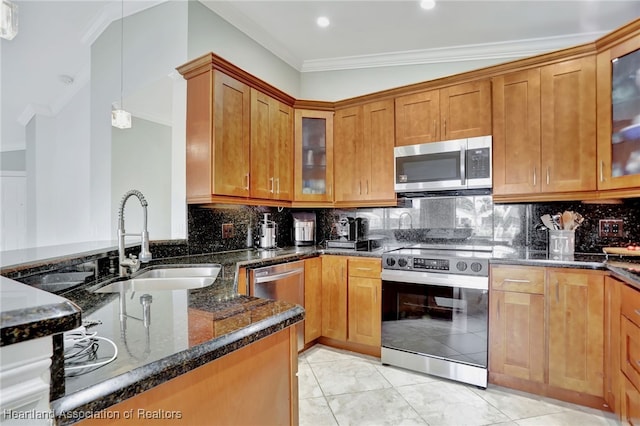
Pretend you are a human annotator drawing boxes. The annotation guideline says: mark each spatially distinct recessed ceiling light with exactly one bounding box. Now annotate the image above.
[316,16,330,28]
[420,0,436,10]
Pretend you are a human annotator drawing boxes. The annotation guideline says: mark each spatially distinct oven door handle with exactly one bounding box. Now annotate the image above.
[381,269,488,291]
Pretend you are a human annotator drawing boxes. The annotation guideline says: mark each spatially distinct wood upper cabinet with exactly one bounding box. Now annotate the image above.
[492,69,542,195]
[250,89,293,201]
[321,255,348,341]
[489,265,545,383]
[493,56,597,199]
[304,256,322,344]
[184,69,250,201]
[596,31,640,193]
[347,258,381,347]
[294,109,334,205]
[540,57,597,193]
[334,100,395,204]
[395,80,491,146]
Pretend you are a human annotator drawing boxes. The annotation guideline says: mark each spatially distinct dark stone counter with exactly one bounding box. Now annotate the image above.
[0,276,81,346]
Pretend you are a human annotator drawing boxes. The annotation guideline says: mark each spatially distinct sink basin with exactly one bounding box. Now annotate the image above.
[93,264,221,293]
[94,276,215,293]
[134,265,221,280]
[21,271,94,292]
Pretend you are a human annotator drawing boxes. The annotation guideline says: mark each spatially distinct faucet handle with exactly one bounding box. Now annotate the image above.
[121,254,141,274]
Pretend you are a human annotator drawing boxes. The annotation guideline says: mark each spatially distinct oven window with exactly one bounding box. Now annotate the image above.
[382,280,488,368]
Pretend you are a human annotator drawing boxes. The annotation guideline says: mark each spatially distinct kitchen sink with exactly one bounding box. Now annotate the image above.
[93,264,221,293]
[94,276,215,293]
[21,271,94,292]
[133,265,221,280]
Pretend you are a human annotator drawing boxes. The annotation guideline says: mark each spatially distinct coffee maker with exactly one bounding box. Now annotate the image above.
[326,216,370,250]
[292,212,316,246]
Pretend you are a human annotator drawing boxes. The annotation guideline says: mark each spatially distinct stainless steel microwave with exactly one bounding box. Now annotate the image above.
[394,136,492,193]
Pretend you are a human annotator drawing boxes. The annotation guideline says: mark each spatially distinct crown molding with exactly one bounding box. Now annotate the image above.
[301,31,609,72]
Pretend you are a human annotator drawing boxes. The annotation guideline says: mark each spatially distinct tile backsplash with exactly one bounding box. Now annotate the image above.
[187,197,640,255]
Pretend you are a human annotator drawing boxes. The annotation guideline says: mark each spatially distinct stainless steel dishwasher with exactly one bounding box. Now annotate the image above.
[249,260,305,350]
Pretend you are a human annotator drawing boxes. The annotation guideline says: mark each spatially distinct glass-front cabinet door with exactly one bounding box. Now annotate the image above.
[596,32,640,192]
[294,109,334,204]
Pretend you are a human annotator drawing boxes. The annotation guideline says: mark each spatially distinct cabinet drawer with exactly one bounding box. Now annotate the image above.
[348,258,381,278]
[490,266,544,294]
[622,284,640,328]
[623,373,640,425]
[622,316,640,392]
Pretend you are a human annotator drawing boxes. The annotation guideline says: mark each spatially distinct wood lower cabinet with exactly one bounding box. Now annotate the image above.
[395,80,491,146]
[347,258,381,347]
[489,265,606,408]
[334,100,395,205]
[547,268,604,396]
[250,89,293,201]
[493,56,597,201]
[321,255,348,341]
[489,265,545,383]
[77,326,298,426]
[304,256,322,344]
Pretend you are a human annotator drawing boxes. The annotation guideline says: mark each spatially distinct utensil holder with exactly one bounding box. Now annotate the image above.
[548,230,575,257]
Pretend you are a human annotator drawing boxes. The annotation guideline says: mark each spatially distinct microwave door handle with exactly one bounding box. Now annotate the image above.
[460,144,466,186]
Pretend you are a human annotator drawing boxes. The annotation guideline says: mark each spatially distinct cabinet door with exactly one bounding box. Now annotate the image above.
[492,69,542,195]
[304,257,322,344]
[547,268,604,396]
[321,256,348,341]
[604,276,622,413]
[596,35,640,192]
[272,101,294,201]
[334,106,363,202]
[622,376,640,426]
[489,290,545,382]
[294,110,334,204]
[540,57,597,193]
[363,100,396,201]
[348,276,381,347]
[250,89,274,199]
[440,80,492,140]
[213,71,251,197]
[395,89,440,146]
[347,258,381,347]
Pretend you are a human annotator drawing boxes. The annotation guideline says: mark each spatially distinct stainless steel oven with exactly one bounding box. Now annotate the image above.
[381,244,490,388]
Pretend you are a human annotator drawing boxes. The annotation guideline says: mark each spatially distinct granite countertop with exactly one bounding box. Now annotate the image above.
[0,276,81,346]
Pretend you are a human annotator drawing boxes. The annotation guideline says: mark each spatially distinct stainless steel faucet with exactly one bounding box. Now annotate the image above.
[118,189,152,276]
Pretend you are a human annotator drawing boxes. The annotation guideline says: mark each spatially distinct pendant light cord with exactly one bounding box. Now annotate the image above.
[120,0,124,110]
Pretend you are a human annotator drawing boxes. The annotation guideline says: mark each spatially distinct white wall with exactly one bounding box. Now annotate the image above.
[187,1,301,98]
[112,117,172,241]
[91,1,189,242]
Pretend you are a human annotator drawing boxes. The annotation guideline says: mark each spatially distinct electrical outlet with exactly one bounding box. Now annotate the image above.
[222,223,234,239]
[599,219,624,237]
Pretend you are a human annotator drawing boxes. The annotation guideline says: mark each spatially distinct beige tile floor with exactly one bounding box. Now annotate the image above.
[298,345,619,426]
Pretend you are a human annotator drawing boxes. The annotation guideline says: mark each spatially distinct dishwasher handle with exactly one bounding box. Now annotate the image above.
[253,267,304,284]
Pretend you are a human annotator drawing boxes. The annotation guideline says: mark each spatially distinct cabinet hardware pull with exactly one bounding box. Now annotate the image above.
[433,120,436,137]
[533,167,537,186]
[636,360,640,368]
[444,119,447,136]
[355,267,372,271]
[245,173,249,191]
[497,300,500,320]
[270,177,274,194]
[600,161,604,182]
[276,178,280,195]
[503,278,530,284]
[359,181,362,195]
[556,280,559,303]
[366,180,369,194]
[634,309,640,317]
[546,167,550,185]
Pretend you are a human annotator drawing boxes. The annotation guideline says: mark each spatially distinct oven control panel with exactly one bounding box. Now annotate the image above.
[382,251,489,277]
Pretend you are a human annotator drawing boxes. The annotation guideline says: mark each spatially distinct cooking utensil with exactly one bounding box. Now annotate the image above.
[541,214,556,230]
[551,214,562,230]
[561,211,574,230]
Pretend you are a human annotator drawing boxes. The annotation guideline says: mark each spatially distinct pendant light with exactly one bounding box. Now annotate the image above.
[112,0,131,129]
[0,0,18,40]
